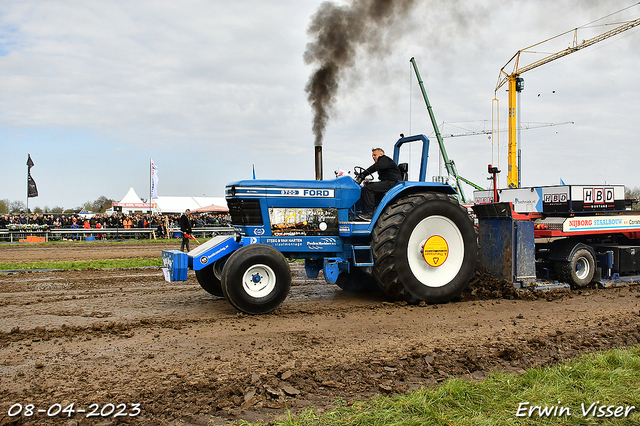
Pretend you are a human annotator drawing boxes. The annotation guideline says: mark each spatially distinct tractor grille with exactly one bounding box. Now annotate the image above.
[228,199,263,226]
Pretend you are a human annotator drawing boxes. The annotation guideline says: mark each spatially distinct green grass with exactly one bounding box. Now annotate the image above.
[262,347,640,426]
[0,258,162,270]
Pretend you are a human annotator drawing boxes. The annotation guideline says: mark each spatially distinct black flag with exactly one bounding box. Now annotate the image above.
[27,154,38,198]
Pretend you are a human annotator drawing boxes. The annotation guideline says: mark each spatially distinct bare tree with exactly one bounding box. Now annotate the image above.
[625,186,640,210]
[91,196,114,213]
[9,201,26,213]
[0,199,9,214]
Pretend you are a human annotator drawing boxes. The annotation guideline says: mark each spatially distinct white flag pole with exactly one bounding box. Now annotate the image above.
[149,159,152,214]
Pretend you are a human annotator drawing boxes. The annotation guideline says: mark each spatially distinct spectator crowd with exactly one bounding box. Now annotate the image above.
[0,212,232,237]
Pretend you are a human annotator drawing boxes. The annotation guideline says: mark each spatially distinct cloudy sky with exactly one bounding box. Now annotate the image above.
[1,0,639,209]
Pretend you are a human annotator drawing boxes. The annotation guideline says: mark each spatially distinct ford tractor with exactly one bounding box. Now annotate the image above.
[162,134,478,314]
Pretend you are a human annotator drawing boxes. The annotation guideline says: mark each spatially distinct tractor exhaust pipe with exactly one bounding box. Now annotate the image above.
[315,146,323,180]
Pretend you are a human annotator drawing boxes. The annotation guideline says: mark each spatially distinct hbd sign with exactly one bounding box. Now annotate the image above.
[584,187,614,204]
[543,193,568,203]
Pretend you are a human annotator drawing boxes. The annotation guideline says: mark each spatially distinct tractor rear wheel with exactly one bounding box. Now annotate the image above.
[372,193,477,303]
[221,244,291,314]
[195,257,226,297]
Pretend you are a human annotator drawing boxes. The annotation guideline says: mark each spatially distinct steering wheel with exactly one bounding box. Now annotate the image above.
[353,166,373,184]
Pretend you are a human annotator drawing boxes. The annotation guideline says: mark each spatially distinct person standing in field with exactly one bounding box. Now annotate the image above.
[180,209,192,252]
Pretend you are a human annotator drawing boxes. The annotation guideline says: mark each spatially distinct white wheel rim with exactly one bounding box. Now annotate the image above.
[407,215,464,288]
[242,264,276,298]
[575,256,590,280]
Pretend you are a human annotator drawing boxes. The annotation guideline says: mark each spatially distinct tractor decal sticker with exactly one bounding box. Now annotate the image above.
[422,235,449,267]
[339,224,352,236]
[200,243,233,265]
[306,238,338,250]
[269,207,338,236]
[233,187,335,197]
[265,238,304,248]
[162,253,174,269]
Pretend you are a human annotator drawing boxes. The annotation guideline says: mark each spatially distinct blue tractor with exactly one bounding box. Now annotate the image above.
[162,134,477,314]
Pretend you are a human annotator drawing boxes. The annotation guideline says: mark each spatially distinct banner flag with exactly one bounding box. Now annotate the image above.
[151,159,159,199]
[27,154,38,198]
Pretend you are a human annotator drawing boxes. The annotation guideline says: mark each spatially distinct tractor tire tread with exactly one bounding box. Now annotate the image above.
[371,192,474,302]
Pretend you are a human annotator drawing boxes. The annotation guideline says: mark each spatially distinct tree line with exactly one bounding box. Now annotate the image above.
[0,196,115,215]
[624,187,640,210]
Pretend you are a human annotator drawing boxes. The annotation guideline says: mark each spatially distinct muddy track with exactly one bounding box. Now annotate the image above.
[0,243,639,425]
[0,241,178,263]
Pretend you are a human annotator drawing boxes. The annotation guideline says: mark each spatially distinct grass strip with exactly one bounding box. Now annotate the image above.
[0,258,162,271]
[0,238,208,247]
[267,347,640,426]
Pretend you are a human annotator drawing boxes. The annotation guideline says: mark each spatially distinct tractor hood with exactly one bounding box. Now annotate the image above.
[225,176,361,209]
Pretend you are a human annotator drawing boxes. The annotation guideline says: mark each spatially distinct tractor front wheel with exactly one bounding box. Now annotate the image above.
[195,257,226,297]
[221,244,291,314]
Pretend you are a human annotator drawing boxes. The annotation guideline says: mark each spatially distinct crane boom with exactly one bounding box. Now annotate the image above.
[410,57,485,200]
[442,121,574,138]
[495,10,640,189]
[496,16,640,91]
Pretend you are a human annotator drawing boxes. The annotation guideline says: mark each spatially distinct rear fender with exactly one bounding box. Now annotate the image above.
[374,182,458,217]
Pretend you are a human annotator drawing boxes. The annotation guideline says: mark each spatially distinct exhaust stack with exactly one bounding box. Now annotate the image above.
[315,146,323,180]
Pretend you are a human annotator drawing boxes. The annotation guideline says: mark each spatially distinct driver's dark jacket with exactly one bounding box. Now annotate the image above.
[363,155,402,182]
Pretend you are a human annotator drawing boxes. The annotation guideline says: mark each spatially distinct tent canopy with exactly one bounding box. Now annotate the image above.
[107,188,227,215]
[192,204,229,213]
[120,187,144,204]
[153,196,227,214]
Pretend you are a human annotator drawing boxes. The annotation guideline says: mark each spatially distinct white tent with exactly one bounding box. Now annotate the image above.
[110,187,149,215]
[153,196,227,214]
[107,187,227,215]
[120,187,145,204]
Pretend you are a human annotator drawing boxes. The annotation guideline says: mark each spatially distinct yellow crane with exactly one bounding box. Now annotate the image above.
[495,6,640,188]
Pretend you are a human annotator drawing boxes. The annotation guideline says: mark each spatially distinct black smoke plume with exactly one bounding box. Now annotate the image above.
[304,0,416,146]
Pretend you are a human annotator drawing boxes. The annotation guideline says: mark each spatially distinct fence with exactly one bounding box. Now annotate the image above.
[0,227,235,243]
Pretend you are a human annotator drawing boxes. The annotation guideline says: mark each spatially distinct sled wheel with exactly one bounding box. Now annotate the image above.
[221,244,291,314]
[335,266,380,293]
[372,192,477,303]
[195,257,226,297]
[555,248,595,287]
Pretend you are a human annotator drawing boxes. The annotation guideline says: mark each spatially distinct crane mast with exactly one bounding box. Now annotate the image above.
[496,12,640,189]
[410,57,485,200]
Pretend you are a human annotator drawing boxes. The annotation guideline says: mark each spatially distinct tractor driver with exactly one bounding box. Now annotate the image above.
[355,148,402,221]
